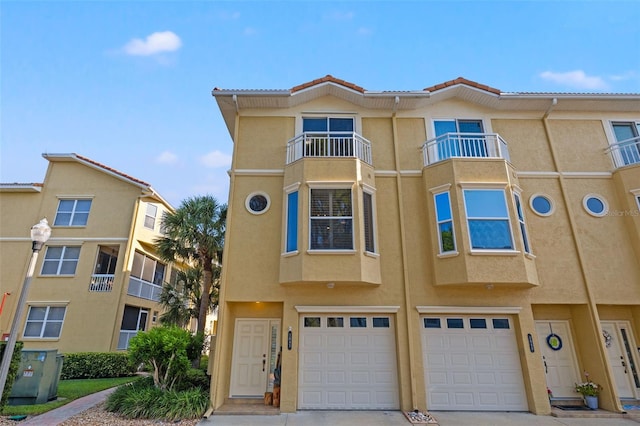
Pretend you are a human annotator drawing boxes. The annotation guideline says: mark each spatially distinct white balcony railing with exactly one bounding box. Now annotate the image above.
[422,133,510,166]
[286,132,372,165]
[606,136,640,168]
[89,274,115,292]
[127,276,162,302]
[117,330,138,350]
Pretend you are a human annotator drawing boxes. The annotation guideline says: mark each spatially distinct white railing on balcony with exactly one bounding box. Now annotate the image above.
[117,330,138,350]
[127,276,162,302]
[422,133,510,166]
[286,132,372,165]
[606,136,640,168]
[89,274,114,292]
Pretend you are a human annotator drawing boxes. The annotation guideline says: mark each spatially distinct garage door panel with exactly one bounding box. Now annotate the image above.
[422,315,527,411]
[299,314,399,410]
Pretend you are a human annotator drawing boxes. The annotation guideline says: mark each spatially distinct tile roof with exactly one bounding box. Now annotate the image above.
[291,75,366,94]
[423,77,501,95]
[72,154,151,187]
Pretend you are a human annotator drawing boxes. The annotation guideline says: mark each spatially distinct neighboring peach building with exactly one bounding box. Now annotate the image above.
[0,153,181,353]
[208,76,640,415]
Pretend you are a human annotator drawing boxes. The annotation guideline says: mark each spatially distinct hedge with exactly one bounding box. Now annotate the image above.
[0,341,23,409]
[61,352,136,379]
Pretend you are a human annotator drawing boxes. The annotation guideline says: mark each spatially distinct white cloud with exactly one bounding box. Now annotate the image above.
[200,150,232,168]
[123,31,182,56]
[155,151,179,165]
[539,70,609,91]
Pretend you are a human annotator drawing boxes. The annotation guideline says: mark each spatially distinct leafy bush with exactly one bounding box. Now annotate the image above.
[128,326,191,390]
[0,341,23,409]
[106,377,208,420]
[60,352,136,379]
[175,368,210,392]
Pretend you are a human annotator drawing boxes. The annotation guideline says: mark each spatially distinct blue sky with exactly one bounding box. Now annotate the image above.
[2,1,639,207]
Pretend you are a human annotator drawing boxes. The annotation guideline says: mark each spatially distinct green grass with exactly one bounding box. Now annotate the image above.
[1,376,139,416]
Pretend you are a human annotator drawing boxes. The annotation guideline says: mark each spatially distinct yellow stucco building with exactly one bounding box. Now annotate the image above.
[209,76,640,415]
[0,153,180,353]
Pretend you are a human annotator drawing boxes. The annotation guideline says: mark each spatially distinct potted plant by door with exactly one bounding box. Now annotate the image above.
[575,372,602,410]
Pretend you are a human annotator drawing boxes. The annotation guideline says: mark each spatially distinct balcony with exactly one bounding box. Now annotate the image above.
[286,132,372,165]
[422,133,510,166]
[89,274,114,292]
[127,276,162,302]
[606,136,640,168]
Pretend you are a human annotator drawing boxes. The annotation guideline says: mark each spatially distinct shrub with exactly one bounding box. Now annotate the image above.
[60,352,136,379]
[106,377,208,420]
[0,341,23,409]
[175,368,210,392]
[128,326,191,390]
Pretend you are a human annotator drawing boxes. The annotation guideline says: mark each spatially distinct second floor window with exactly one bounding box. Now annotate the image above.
[434,191,456,254]
[54,199,92,226]
[131,251,165,285]
[41,246,81,275]
[23,306,66,339]
[363,191,375,253]
[144,203,158,229]
[310,188,353,250]
[463,189,513,250]
[434,119,486,159]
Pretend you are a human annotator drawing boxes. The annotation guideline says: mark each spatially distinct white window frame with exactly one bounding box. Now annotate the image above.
[283,182,301,255]
[583,193,609,217]
[53,198,92,227]
[607,120,640,167]
[307,182,355,253]
[144,203,158,230]
[41,246,81,275]
[23,305,67,339]
[529,193,555,217]
[461,186,515,252]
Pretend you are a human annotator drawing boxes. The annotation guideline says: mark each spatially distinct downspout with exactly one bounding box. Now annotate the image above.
[391,96,419,410]
[541,98,618,411]
[209,94,240,412]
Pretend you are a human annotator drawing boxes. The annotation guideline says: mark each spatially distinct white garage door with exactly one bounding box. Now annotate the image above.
[298,314,399,409]
[422,315,528,411]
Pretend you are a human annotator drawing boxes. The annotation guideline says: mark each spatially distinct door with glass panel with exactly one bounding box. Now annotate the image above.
[601,321,640,399]
[434,119,486,160]
[303,117,354,157]
[612,122,640,166]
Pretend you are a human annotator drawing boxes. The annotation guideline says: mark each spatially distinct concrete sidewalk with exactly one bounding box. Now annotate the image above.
[198,410,640,426]
[17,387,117,426]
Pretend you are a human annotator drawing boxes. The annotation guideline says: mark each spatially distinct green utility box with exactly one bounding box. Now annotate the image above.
[8,350,64,405]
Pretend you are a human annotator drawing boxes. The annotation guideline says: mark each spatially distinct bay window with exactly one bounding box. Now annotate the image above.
[310,188,353,250]
[463,189,513,250]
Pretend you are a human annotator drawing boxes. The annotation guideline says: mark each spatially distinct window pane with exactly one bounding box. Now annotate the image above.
[532,196,552,214]
[44,247,63,260]
[71,212,89,226]
[434,120,457,137]
[60,260,78,275]
[131,252,144,278]
[492,318,510,329]
[329,118,353,132]
[43,322,62,338]
[363,192,374,252]
[63,247,81,260]
[439,222,455,252]
[468,220,513,249]
[48,307,66,320]
[435,192,452,221]
[311,190,331,216]
[303,118,327,132]
[327,317,344,327]
[153,262,165,285]
[464,190,508,218]
[373,317,390,328]
[54,213,72,226]
[41,261,60,275]
[141,258,155,282]
[121,306,140,330]
[331,189,352,217]
[457,120,483,133]
[28,306,47,320]
[613,122,637,142]
[586,197,605,214]
[424,318,441,328]
[76,199,92,212]
[447,318,464,329]
[304,317,321,327]
[470,318,487,329]
[24,322,43,337]
[350,317,366,327]
[286,191,298,252]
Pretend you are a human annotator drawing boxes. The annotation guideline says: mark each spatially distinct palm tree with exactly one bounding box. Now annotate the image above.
[154,195,227,340]
[158,268,201,328]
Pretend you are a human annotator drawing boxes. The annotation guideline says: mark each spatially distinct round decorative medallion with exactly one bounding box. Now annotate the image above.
[546,333,563,351]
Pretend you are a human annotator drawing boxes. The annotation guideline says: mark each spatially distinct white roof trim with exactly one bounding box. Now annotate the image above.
[295,306,401,313]
[416,306,522,314]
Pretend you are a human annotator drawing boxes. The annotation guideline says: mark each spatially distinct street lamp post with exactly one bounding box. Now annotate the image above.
[0,219,51,402]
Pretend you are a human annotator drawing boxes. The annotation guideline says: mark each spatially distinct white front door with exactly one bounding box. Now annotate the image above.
[230,319,279,397]
[601,321,640,399]
[535,321,581,398]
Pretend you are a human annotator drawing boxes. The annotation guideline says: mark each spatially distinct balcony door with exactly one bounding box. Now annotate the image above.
[118,305,148,349]
[303,117,354,157]
[434,119,485,159]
